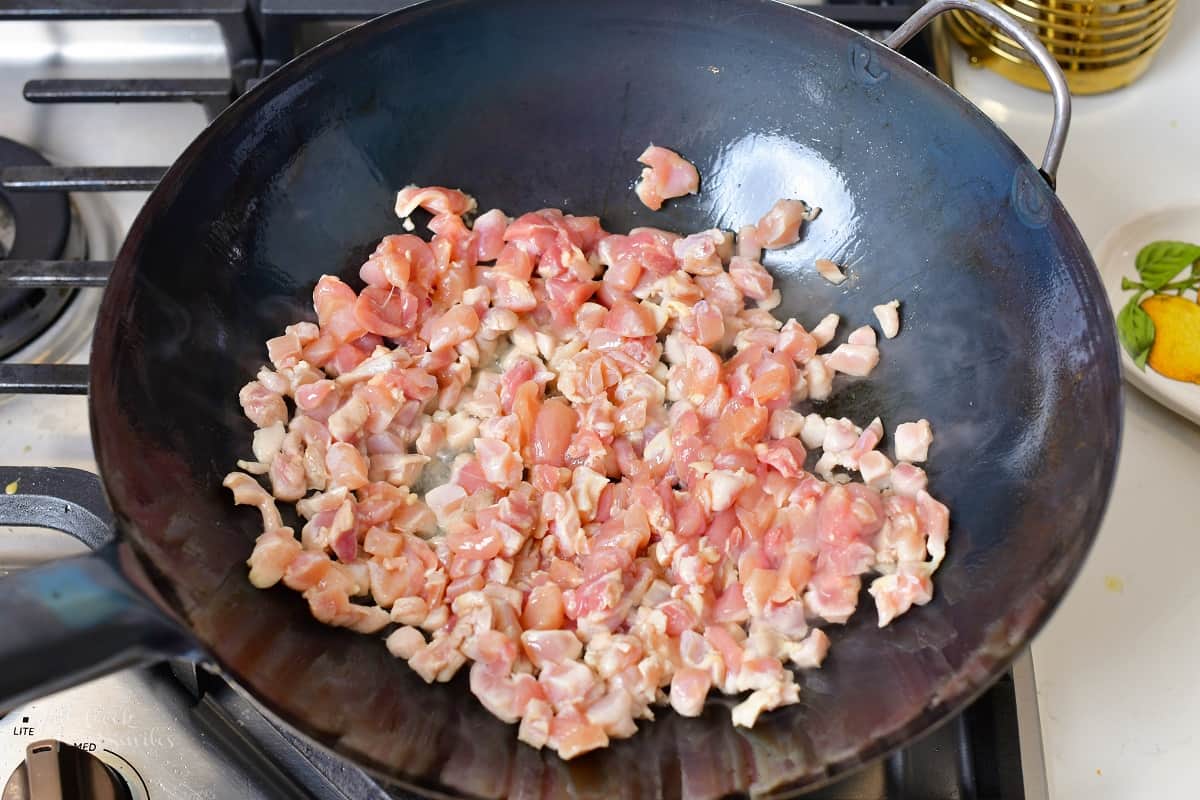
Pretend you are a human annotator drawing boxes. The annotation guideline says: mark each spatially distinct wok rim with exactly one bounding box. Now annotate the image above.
[89,0,1124,795]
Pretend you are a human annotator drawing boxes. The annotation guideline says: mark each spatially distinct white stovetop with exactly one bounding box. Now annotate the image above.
[950,6,1200,799]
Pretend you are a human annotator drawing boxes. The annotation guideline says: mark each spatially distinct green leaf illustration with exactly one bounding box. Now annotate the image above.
[1116,295,1155,370]
[1135,240,1200,290]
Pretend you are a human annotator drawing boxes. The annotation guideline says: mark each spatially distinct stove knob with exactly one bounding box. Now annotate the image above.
[2,740,131,800]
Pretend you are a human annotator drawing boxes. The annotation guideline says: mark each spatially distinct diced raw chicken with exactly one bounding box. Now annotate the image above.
[390,597,429,626]
[518,699,553,749]
[523,583,566,630]
[729,257,774,301]
[873,300,901,339]
[917,490,949,569]
[472,209,509,262]
[809,313,839,348]
[239,381,287,428]
[869,563,933,626]
[805,358,833,401]
[815,258,847,285]
[394,185,476,218]
[889,462,928,497]
[386,626,427,659]
[549,710,609,759]
[224,471,284,532]
[731,680,800,727]
[804,573,862,624]
[826,343,879,377]
[229,168,950,760]
[634,145,700,211]
[673,230,731,276]
[328,396,369,442]
[669,667,712,717]
[251,422,285,465]
[428,305,480,352]
[755,200,809,249]
[847,325,876,347]
[799,413,827,449]
[784,628,830,669]
[894,419,933,463]
[246,528,301,588]
[736,225,763,261]
[858,451,894,488]
[822,418,861,453]
[521,630,583,669]
[768,408,805,440]
[586,688,638,738]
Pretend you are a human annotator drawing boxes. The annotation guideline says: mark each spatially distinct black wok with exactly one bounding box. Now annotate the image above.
[0,0,1121,796]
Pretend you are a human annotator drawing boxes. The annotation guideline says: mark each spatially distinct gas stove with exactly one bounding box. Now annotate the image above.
[0,3,1045,799]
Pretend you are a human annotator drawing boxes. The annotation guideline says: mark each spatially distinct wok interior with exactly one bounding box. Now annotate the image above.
[90,0,1120,796]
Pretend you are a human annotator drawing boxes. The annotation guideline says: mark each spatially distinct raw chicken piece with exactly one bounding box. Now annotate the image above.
[669,667,712,717]
[826,343,879,377]
[360,234,436,291]
[673,229,731,276]
[917,490,949,569]
[521,630,583,669]
[815,258,847,285]
[328,396,369,442]
[847,326,876,347]
[394,185,476,218]
[729,257,774,301]
[549,710,608,759]
[731,679,800,727]
[736,225,763,260]
[246,528,301,588]
[809,313,839,348]
[224,471,284,532]
[239,381,287,428]
[634,145,700,211]
[894,419,933,463]
[386,626,427,659]
[472,209,509,262]
[783,628,830,668]
[873,300,901,339]
[889,462,928,497]
[799,413,827,450]
[428,304,480,352]
[805,358,833,401]
[869,563,933,626]
[755,200,809,249]
[858,451,894,488]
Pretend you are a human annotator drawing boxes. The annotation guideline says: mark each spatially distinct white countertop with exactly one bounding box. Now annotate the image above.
[950,6,1200,799]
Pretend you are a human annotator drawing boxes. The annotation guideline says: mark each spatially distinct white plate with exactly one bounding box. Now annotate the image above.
[1094,204,1200,426]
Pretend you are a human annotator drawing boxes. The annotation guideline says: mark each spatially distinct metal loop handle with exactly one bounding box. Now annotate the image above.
[884,0,1071,187]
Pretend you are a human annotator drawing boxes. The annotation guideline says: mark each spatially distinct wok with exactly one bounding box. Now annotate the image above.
[0,0,1121,796]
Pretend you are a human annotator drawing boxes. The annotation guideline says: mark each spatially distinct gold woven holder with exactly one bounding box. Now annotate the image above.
[947,0,1178,94]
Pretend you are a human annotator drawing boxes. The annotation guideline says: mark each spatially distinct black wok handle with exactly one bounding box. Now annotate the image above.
[884,0,1071,188]
[0,467,193,711]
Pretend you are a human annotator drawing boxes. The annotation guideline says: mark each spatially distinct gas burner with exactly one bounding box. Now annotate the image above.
[0,137,87,359]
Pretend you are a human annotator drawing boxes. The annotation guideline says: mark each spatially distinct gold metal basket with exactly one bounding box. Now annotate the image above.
[947,0,1178,94]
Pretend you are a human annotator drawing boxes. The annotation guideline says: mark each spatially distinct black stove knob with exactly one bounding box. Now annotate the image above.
[2,740,131,800]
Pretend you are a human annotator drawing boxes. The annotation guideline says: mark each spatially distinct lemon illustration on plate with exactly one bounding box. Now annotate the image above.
[1117,240,1200,385]
[1139,295,1200,384]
